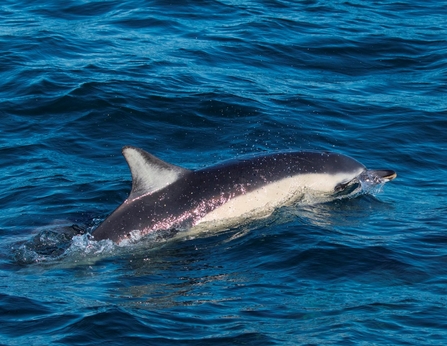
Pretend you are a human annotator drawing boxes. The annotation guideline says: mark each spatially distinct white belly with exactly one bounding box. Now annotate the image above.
[193,172,350,231]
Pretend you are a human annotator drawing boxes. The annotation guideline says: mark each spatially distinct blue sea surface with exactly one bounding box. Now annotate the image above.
[1,0,447,344]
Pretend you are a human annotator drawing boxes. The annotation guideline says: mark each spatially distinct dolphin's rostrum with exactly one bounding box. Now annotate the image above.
[92,146,396,243]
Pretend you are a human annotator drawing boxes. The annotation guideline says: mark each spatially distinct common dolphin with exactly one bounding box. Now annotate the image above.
[92,146,396,243]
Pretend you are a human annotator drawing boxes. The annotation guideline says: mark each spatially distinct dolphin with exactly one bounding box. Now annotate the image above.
[91,146,396,244]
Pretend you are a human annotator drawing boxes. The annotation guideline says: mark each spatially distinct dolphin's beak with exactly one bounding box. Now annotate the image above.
[372,169,397,181]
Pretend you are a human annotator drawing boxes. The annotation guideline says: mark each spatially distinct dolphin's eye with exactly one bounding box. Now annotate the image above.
[334,179,361,196]
[334,182,349,192]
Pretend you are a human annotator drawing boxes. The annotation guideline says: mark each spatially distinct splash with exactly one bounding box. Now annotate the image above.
[331,169,391,202]
[357,170,389,196]
[11,224,116,265]
[11,222,182,265]
[65,233,115,257]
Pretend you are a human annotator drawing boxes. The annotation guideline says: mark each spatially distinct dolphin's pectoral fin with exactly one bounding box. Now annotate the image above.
[122,146,191,200]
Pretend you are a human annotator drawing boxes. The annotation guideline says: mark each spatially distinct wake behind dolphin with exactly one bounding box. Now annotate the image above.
[92,146,396,244]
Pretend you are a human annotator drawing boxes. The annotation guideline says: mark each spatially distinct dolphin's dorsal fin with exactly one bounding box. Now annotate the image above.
[122,146,191,200]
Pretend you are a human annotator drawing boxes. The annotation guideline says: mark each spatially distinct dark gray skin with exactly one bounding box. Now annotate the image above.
[92,148,396,244]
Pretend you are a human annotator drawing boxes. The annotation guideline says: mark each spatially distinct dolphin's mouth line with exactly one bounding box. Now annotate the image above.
[373,170,397,181]
[361,169,397,184]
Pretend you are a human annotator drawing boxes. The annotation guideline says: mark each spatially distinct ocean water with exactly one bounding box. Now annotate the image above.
[1,0,447,344]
